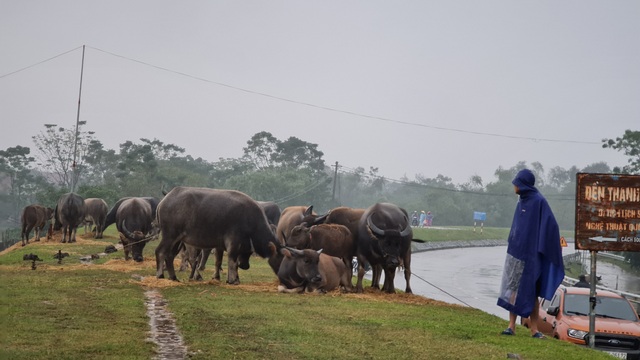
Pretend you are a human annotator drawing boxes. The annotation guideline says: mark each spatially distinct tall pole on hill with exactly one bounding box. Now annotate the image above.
[70,45,85,193]
[331,161,338,201]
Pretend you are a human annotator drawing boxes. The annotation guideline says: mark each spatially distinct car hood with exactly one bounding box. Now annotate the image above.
[564,315,640,336]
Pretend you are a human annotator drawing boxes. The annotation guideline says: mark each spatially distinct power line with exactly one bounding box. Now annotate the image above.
[1,45,600,145]
[0,46,83,79]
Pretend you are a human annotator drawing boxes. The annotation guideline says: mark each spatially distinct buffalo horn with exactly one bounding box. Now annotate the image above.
[399,219,412,237]
[366,214,385,236]
[121,220,137,240]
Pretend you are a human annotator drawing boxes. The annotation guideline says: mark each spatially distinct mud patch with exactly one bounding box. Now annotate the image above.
[145,288,188,360]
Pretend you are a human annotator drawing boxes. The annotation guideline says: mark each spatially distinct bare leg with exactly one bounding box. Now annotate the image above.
[529,298,540,335]
[508,312,517,333]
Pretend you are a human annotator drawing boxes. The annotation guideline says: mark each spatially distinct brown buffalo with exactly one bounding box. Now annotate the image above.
[275,247,353,294]
[286,223,354,273]
[20,204,54,246]
[83,198,108,238]
[275,205,327,245]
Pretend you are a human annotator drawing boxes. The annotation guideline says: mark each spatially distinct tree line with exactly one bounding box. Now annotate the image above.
[1,123,638,238]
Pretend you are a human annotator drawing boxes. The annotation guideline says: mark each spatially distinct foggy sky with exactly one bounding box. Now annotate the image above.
[1,1,638,184]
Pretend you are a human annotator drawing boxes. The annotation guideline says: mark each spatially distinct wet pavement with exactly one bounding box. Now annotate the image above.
[382,245,638,321]
[145,289,188,360]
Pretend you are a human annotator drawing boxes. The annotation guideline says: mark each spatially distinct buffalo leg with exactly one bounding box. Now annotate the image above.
[355,255,367,293]
[155,240,179,280]
[371,264,382,290]
[213,248,224,281]
[403,254,412,294]
[70,226,77,243]
[382,267,396,293]
[22,224,33,246]
[226,254,240,285]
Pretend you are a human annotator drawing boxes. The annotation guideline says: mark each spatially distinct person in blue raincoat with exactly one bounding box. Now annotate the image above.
[497,169,564,338]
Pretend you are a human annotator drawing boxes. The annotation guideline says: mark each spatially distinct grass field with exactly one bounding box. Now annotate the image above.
[0,226,612,359]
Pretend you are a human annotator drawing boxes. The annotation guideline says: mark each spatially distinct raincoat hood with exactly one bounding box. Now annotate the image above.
[512,169,537,194]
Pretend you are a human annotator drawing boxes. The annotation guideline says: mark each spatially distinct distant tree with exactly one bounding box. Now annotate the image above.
[81,139,119,187]
[114,138,186,196]
[243,131,279,170]
[602,130,640,174]
[272,136,326,174]
[243,132,326,175]
[581,161,611,174]
[0,146,40,223]
[31,122,97,190]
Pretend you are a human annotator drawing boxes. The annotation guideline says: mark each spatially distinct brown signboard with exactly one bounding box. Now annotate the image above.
[575,173,640,251]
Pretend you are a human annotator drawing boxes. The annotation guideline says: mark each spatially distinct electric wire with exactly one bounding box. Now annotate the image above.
[0,45,601,145]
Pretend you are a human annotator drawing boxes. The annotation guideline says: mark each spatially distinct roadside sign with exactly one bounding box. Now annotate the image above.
[575,173,640,252]
[560,236,567,247]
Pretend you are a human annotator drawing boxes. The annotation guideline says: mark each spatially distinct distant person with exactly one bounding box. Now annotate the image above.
[411,211,419,227]
[419,211,426,228]
[497,169,565,339]
[426,211,433,227]
[574,275,590,288]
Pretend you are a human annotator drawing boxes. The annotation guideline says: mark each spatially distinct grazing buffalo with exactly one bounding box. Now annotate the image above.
[155,187,279,284]
[116,197,157,262]
[286,223,354,272]
[54,193,86,243]
[275,247,353,294]
[104,197,160,232]
[257,201,281,226]
[356,203,413,294]
[20,204,54,246]
[276,205,327,245]
[83,198,108,238]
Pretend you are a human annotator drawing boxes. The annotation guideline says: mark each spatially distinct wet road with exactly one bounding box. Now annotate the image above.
[383,245,640,321]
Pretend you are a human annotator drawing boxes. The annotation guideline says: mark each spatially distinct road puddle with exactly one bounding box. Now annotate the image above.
[145,289,188,359]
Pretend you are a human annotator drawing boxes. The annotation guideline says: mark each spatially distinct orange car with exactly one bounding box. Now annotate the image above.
[522,286,640,359]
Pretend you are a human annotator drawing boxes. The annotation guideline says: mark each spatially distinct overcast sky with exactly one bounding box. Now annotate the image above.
[1,1,638,184]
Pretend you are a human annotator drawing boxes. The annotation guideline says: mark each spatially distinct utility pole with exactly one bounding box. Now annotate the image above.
[332,161,338,201]
[71,45,85,193]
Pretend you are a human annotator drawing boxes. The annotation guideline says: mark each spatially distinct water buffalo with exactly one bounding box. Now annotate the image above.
[275,247,353,294]
[286,223,354,272]
[54,193,86,243]
[257,201,281,226]
[83,198,108,238]
[20,204,55,246]
[116,197,157,262]
[104,196,160,232]
[276,205,327,245]
[356,202,413,294]
[155,187,279,284]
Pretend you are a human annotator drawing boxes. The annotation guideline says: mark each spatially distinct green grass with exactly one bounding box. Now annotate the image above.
[0,227,612,359]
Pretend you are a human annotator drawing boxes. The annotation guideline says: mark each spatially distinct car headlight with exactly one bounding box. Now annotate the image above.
[567,328,588,340]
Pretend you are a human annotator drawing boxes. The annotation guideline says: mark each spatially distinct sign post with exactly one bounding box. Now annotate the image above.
[575,173,640,349]
[473,211,486,233]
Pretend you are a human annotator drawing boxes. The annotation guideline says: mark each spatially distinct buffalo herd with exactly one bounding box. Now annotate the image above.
[19,187,422,294]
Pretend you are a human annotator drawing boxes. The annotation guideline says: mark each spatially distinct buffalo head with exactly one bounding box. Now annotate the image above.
[282,247,324,285]
[121,220,158,262]
[366,214,411,269]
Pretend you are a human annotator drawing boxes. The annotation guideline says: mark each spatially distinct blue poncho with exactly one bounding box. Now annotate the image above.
[497,169,565,318]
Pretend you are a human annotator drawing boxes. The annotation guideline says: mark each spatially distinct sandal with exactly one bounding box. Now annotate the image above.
[501,328,515,335]
[532,332,546,339]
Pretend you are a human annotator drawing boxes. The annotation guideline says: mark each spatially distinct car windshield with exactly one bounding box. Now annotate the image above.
[564,294,639,322]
